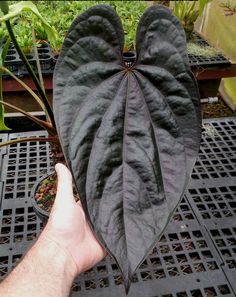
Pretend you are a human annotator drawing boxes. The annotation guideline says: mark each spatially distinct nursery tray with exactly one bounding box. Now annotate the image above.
[3,43,53,77]
[0,134,8,156]
[191,119,236,181]
[188,33,230,68]
[0,118,236,296]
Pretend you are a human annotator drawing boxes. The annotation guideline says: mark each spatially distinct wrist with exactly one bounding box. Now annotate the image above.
[32,233,78,280]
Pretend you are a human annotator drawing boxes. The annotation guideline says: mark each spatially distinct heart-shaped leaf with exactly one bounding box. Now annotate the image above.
[53,4,201,291]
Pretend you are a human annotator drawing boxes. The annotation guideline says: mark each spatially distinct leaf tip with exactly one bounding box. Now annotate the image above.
[124,277,131,295]
[0,123,11,131]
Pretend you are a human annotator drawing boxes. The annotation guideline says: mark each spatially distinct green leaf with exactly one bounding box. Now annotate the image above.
[0,1,56,44]
[0,123,10,130]
[0,37,11,131]
[181,1,187,20]
[0,37,10,67]
[199,0,212,16]
[0,1,9,14]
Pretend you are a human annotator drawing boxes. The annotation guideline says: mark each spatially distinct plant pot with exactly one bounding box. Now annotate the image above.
[51,53,59,67]
[123,51,136,67]
[31,173,54,225]
[52,53,59,66]
[2,42,54,76]
[184,24,194,41]
[31,171,79,225]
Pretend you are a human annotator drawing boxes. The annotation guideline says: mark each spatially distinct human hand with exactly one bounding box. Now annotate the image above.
[38,163,106,278]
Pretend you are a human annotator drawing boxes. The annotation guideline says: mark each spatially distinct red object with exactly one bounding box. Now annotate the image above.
[2,64,236,92]
[3,75,53,92]
[192,64,236,80]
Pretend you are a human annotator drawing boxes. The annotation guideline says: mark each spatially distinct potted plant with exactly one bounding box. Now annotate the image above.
[173,0,212,40]
[34,21,48,43]
[0,24,7,43]
[220,2,236,16]
[50,32,64,62]
[0,2,201,292]
[0,1,62,216]
[14,24,33,54]
[0,1,56,128]
[173,1,232,100]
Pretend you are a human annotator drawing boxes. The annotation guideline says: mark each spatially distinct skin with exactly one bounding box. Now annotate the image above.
[0,163,106,297]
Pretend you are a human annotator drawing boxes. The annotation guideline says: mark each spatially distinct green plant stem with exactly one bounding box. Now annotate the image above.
[32,27,45,94]
[0,73,10,130]
[0,37,11,130]
[5,20,55,128]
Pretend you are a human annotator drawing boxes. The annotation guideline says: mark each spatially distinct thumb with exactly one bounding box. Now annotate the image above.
[54,163,75,206]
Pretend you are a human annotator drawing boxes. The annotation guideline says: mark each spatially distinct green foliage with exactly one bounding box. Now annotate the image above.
[0,1,56,44]
[173,0,212,39]
[0,1,147,52]
[0,1,9,14]
[0,37,11,131]
[106,1,147,50]
[0,0,148,135]
[199,0,211,15]
[50,33,63,55]
[187,42,218,57]
[0,0,56,133]
[0,2,54,53]
[220,1,236,16]
[0,24,7,40]
[34,1,148,51]
[34,20,48,41]
[13,23,33,53]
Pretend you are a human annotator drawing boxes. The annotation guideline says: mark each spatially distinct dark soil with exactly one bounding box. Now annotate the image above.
[35,173,79,213]
[35,173,57,212]
[202,98,235,118]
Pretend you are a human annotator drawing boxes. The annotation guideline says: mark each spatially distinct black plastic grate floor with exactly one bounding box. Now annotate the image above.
[192,120,236,180]
[188,33,230,68]
[187,184,236,221]
[0,134,8,175]
[0,118,236,296]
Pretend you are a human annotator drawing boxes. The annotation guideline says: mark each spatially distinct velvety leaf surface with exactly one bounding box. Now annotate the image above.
[53,4,201,291]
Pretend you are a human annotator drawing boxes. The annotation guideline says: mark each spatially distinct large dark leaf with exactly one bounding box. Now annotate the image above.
[53,4,201,291]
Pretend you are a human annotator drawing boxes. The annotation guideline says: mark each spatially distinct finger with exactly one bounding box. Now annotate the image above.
[55,163,75,205]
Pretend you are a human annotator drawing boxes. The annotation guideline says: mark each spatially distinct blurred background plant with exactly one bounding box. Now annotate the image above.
[187,42,218,57]
[220,1,236,16]
[5,1,214,52]
[173,0,212,39]
[1,0,235,122]
[153,1,170,6]
[0,1,149,136]
[11,1,148,52]
[0,24,7,42]
[198,0,236,112]
[14,23,33,54]
[0,1,56,135]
